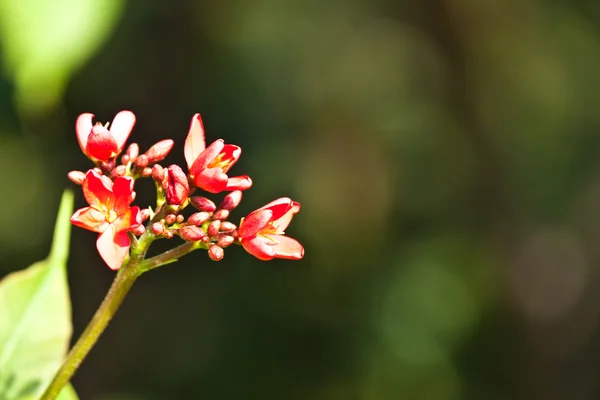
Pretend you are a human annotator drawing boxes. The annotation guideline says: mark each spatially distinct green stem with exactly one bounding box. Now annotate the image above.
[140,241,204,272]
[39,234,154,400]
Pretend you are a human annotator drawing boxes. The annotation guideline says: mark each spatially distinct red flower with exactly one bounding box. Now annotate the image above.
[71,170,142,270]
[76,111,136,162]
[184,114,252,193]
[238,198,304,261]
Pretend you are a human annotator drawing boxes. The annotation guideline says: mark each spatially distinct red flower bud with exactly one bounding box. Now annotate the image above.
[152,222,165,235]
[176,214,185,223]
[121,154,130,165]
[135,154,148,169]
[220,221,237,233]
[145,139,174,163]
[165,164,189,205]
[180,225,206,242]
[207,220,221,236]
[68,170,86,185]
[141,208,151,221]
[126,143,139,162]
[188,212,210,226]
[217,235,234,248]
[208,245,224,261]
[220,191,242,211]
[212,209,230,221]
[152,164,164,182]
[142,167,152,177]
[165,214,176,225]
[190,196,216,212]
[114,165,127,176]
[164,230,174,239]
[131,225,145,236]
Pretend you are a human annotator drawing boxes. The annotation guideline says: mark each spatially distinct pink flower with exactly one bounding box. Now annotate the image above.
[184,113,252,193]
[238,198,304,261]
[76,111,136,162]
[71,170,142,270]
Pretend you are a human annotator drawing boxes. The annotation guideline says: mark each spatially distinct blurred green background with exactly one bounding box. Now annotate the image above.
[2,0,600,399]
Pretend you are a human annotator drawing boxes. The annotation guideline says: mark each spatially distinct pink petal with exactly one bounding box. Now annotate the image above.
[110,111,136,151]
[184,114,206,170]
[258,198,293,221]
[97,225,130,270]
[75,113,94,153]
[272,201,300,232]
[83,170,115,211]
[266,235,304,260]
[70,207,108,233]
[241,236,276,260]
[112,176,135,214]
[225,175,252,191]
[238,209,273,238]
[193,167,228,193]
[219,144,242,172]
[189,140,225,176]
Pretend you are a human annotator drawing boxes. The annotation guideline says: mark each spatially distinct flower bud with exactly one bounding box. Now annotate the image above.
[180,225,206,242]
[212,209,230,221]
[220,191,242,211]
[121,154,130,165]
[165,164,189,205]
[67,170,85,185]
[208,245,224,261]
[131,225,145,236]
[217,235,234,248]
[134,154,148,169]
[126,143,140,162]
[164,230,174,239]
[207,220,221,236]
[220,221,237,232]
[141,208,151,221]
[190,196,216,212]
[188,212,210,226]
[142,167,152,177]
[114,165,127,176]
[152,164,164,182]
[176,214,185,223]
[145,139,174,163]
[152,222,165,235]
[165,214,176,225]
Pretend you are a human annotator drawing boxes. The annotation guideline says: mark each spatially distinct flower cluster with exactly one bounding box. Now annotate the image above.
[69,111,304,270]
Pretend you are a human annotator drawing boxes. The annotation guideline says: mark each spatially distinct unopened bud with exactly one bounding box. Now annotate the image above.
[208,245,224,261]
[121,154,130,165]
[131,225,145,236]
[134,154,148,169]
[220,191,242,211]
[165,164,189,205]
[152,222,165,235]
[212,209,230,221]
[152,164,164,182]
[142,167,152,177]
[164,230,174,239]
[180,225,206,242]
[114,165,127,176]
[207,220,221,237]
[190,196,216,212]
[188,212,210,226]
[217,235,234,248]
[145,139,174,163]
[141,208,151,221]
[165,214,176,225]
[220,221,237,232]
[126,143,139,162]
[176,214,185,223]
[67,170,85,185]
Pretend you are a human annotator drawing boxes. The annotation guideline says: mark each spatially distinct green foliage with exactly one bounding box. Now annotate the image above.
[0,0,125,115]
[0,191,76,400]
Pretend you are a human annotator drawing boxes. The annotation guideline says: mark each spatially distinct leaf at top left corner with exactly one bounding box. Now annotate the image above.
[0,190,75,399]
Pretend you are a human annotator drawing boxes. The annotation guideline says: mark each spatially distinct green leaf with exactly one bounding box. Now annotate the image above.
[56,384,79,400]
[0,190,75,400]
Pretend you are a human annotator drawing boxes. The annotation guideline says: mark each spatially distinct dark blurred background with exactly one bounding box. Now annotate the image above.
[2,0,600,399]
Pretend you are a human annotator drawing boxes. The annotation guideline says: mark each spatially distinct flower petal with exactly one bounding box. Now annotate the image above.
[112,205,142,232]
[218,144,242,172]
[257,197,293,222]
[189,140,225,176]
[184,113,206,170]
[70,207,108,233]
[110,110,136,151]
[266,234,304,260]
[238,209,273,238]
[272,201,300,233]
[97,225,130,270]
[112,176,135,214]
[76,113,94,153]
[225,175,252,191]
[83,170,115,211]
[241,236,276,260]
[193,167,228,193]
